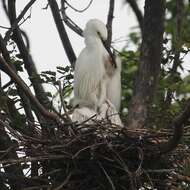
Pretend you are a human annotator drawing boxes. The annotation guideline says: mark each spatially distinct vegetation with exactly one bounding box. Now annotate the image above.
[0,0,190,189]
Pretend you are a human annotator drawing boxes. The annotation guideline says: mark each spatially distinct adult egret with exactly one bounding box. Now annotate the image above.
[71,19,122,127]
[72,19,120,111]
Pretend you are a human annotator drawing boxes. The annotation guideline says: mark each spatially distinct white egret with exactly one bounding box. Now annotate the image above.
[107,55,121,111]
[71,19,122,128]
[72,19,120,111]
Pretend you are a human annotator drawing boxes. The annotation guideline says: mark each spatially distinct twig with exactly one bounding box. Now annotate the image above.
[64,0,93,13]
[106,0,115,46]
[22,185,51,190]
[2,0,8,17]
[0,56,62,125]
[58,81,72,123]
[4,0,37,42]
[98,161,116,190]
[0,154,67,166]
[53,172,72,190]
[126,0,143,33]
[61,1,83,37]
[48,0,76,68]
[8,0,53,111]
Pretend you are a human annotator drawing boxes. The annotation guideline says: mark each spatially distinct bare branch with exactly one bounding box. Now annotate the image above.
[4,0,36,43]
[0,34,37,135]
[2,0,8,17]
[7,0,51,109]
[0,56,62,125]
[165,0,184,106]
[65,0,93,13]
[106,0,115,46]
[61,1,83,37]
[159,98,190,154]
[127,0,165,129]
[48,0,76,68]
[20,30,30,50]
[126,0,143,33]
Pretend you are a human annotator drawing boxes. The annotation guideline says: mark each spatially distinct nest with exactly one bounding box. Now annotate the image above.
[1,118,189,190]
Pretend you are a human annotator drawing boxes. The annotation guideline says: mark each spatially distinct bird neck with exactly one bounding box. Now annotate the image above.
[84,35,104,49]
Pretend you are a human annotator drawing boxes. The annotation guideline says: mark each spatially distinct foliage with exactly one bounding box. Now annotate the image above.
[0,0,190,189]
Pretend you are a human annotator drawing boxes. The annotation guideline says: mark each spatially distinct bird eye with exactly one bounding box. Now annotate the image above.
[97,31,101,37]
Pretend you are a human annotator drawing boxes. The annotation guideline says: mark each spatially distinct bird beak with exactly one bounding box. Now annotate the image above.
[101,39,117,68]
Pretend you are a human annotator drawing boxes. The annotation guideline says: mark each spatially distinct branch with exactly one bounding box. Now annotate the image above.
[8,0,52,109]
[64,0,93,13]
[4,0,37,43]
[164,0,184,107]
[126,0,143,33]
[48,0,76,68]
[0,56,62,125]
[2,0,8,17]
[127,0,165,129]
[0,123,26,189]
[0,34,37,136]
[171,172,190,184]
[61,0,83,37]
[159,98,190,154]
[106,0,115,46]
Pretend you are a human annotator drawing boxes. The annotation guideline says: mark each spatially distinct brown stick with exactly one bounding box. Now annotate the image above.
[0,56,62,125]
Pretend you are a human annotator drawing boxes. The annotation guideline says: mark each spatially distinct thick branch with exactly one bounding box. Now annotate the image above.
[8,0,51,109]
[4,0,36,42]
[106,0,115,46]
[159,98,190,154]
[2,0,8,17]
[0,34,36,136]
[126,0,143,33]
[0,56,62,125]
[127,0,165,129]
[48,0,76,68]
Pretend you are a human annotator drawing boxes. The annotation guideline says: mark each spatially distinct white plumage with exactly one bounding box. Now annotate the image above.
[107,55,121,111]
[72,19,122,127]
[73,19,110,111]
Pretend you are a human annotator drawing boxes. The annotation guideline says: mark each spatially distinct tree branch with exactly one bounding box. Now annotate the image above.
[126,0,143,33]
[127,0,165,129]
[48,0,76,68]
[4,0,37,43]
[61,0,83,37]
[164,0,184,107]
[7,0,52,109]
[0,55,62,125]
[0,34,37,136]
[2,0,8,17]
[106,0,115,46]
[159,98,190,154]
[0,123,26,190]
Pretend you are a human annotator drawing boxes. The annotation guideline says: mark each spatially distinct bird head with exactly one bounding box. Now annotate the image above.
[83,19,108,40]
[83,19,117,68]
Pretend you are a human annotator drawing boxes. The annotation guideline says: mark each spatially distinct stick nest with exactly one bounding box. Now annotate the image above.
[1,120,189,190]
